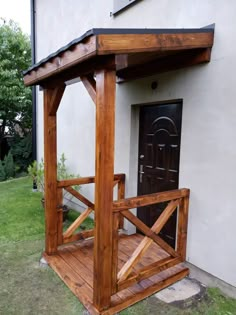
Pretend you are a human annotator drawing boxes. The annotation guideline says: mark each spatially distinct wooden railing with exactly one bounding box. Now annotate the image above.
[111,188,190,293]
[56,173,126,246]
[56,176,189,295]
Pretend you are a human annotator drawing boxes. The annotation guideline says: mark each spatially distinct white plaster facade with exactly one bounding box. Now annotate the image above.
[34,0,236,287]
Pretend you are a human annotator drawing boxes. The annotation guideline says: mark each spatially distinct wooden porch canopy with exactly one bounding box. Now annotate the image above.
[24,26,214,86]
[23,27,214,315]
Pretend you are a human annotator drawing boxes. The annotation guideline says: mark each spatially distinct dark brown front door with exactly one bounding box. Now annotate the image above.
[137,102,182,248]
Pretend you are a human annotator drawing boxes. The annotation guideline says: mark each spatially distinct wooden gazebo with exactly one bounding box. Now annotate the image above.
[24,27,214,315]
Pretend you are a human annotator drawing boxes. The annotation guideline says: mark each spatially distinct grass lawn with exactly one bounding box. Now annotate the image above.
[0,177,236,314]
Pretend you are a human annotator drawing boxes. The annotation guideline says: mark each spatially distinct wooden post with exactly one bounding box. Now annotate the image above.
[118,177,125,229]
[44,85,65,254]
[44,88,58,254]
[177,193,190,260]
[57,187,63,246]
[112,212,120,294]
[93,65,116,311]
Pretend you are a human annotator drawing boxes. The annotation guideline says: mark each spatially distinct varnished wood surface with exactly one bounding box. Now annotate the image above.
[117,199,180,282]
[44,233,189,315]
[44,89,58,254]
[93,67,116,310]
[97,33,213,54]
[57,173,125,188]
[113,188,189,211]
[64,186,95,210]
[23,31,214,87]
[81,74,96,104]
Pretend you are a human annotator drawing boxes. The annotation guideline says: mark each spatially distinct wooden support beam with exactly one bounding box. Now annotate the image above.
[118,177,125,229]
[113,188,190,212]
[23,35,97,86]
[93,65,116,311]
[112,212,120,294]
[63,207,93,239]
[117,48,212,83]
[65,186,95,210]
[49,84,66,115]
[63,229,94,244]
[118,256,182,291]
[118,200,180,282]
[57,173,125,188]
[81,74,96,104]
[121,210,178,258]
[57,188,63,246]
[97,32,214,55]
[177,194,190,260]
[44,88,58,254]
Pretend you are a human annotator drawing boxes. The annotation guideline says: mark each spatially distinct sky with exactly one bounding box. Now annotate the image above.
[0,0,30,34]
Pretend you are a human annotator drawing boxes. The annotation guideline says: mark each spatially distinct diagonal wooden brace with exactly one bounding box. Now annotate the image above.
[63,207,93,239]
[49,84,66,115]
[118,199,180,282]
[121,210,178,258]
[81,74,96,104]
[65,186,95,210]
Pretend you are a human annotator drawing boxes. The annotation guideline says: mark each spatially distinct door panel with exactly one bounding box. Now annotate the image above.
[137,102,182,248]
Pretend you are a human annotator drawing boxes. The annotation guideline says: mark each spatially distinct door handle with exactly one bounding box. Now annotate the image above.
[139,164,144,183]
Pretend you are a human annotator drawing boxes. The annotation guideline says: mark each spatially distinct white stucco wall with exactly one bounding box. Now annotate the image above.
[34,0,236,287]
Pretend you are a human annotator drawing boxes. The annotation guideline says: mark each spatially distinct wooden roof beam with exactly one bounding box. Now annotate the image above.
[23,29,214,87]
[117,48,212,83]
[97,32,214,55]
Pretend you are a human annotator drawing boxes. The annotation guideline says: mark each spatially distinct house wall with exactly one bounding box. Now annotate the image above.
[34,0,236,287]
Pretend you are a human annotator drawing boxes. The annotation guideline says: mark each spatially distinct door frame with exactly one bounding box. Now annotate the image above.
[137,99,183,194]
[134,99,183,244]
[126,99,183,236]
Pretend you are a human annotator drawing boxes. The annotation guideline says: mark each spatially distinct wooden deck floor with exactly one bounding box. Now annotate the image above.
[44,233,189,315]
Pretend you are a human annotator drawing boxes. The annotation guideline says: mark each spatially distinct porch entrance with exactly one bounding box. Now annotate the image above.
[23,26,214,314]
[137,102,182,248]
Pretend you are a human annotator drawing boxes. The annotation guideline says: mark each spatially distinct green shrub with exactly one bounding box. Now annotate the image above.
[28,153,80,197]
[4,152,15,179]
[9,133,32,172]
[0,160,6,181]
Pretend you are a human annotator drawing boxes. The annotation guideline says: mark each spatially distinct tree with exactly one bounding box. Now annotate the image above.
[10,133,32,171]
[0,160,5,181]
[4,151,15,179]
[0,19,32,160]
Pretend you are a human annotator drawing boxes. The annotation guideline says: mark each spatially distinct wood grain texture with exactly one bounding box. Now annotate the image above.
[43,233,189,315]
[43,252,98,315]
[112,212,120,294]
[177,194,190,260]
[58,173,125,188]
[117,48,212,82]
[63,229,94,244]
[44,89,58,254]
[93,65,116,310]
[81,74,96,104]
[121,210,178,258]
[48,84,66,115]
[57,188,63,246]
[65,186,95,210]
[63,207,93,239]
[113,188,190,211]
[104,268,189,315]
[118,200,180,281]
[24,31,214,87]
[24,36,97,86]
[97,33,214,54]
[118,256,182,291]
[118,177,125,229]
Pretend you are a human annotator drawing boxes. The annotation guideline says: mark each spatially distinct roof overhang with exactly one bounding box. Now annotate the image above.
[23,26,215,86]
